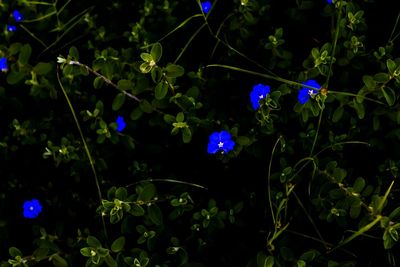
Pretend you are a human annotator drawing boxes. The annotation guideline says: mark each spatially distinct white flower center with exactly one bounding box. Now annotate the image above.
[29,206,34,211]
[218,141,224,148]
[259,94,265,99]
[308,89,315,96]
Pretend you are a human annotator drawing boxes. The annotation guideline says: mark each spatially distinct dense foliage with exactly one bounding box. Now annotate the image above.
[1,0,400,266]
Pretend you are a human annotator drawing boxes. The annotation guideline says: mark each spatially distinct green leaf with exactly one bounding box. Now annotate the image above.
[374,72,389,83]
[112,93,126,111]
[87,236,102,248]
[138,183,156,202]
[165,64,184,78]
[352,99,365,119]
[33,62,53,75]
[69,46,80,60]
[111,236,125,253]
[148,204,163,225]
[9,247,22,257]
[115,187,128,200]
[19,44,32,65]
[332,106,344,123]
[6,71,25,85]
[140,62,152,73]
[155,81,168,100]
[176,112,184,122]
[381,86,396,106]
[350,201,361,219]
[362,75,376,90]
[182,127,192,143]
[80,247,92,257]
[139,100,153,113]
[130,107,143,120]
[353,177,366,193]
[163,114,175,124]
[33,247,49,261]
[117,79,133,91]
[389,207,400,220]
[151,43,162,63]
[130,204,145,216]
[93,76,104,89]
[51,254,68,267]
[386,59,397,74]
[104,254,117,267]
[140,53,153,63]
[236,136,250,146]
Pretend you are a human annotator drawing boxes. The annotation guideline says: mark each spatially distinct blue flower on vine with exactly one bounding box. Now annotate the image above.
[298,79,320,105]
[7,25,17,32]
[13,10,23,22]
[23,199,42,219]
[0,57,8,72]
[201,1,212,14]
[250,83,271,110]
[116,116,126,132]
[207,130,235,154]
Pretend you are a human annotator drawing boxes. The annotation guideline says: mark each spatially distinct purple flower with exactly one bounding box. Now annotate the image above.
[298,79,321,105]
[250,83,271,110]
[23,199,42,219]
[13,10,23,22]
[7,25,17,32]
[207,130,235,154]
[116,116,126,132]
[0,57,8,72]
[201,1,212,14]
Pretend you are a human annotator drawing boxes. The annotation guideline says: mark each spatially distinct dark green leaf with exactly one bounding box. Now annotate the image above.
[138,183,156,202]
[182,127,192,143]
[51,254,68,267]
[139,100,153,113]
[362,75,376,90]
[130,107,143,120]
[9,247,22,257]
[164,114,175,124]
[117,79,133,91]
[148,204,163,225]
[374,73,389,83]
[93,76,104,89]
[151,43,162,63]
[19,44,32,65]
[140,53,153,62]
[350,201,361,219]
[382,86,396,106]
[165,64,184,78]
[87,236,102,248]
[389,207,400,220]
[155,81,168,100]
[386,59,397,74]
[332,106,344,123]
[236,136,250,146]
[33,62,53,75]
[112,93,126,111]
[6,71,25,85]
[353,177,366,193]
[176,112,184,122]
[130,204,145,216]
[111,236,125,253]
[69,46,79,60]
[115,187,128,200]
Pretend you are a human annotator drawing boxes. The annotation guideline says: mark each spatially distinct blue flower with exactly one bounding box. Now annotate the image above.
[250,83,271,110]
[327,0,333,3]
[13,10,23,22]
[7,25,17,32]
[0,57,8,72]
[207,130,235,154]
[116,116,126,132]
[201,1,212,14]
[298,79,321,105]
[23,199,42,219]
